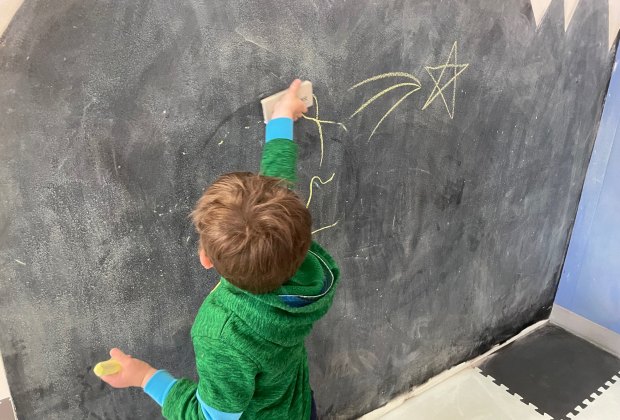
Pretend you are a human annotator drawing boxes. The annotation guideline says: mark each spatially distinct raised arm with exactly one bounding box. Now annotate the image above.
[259,79,308,185]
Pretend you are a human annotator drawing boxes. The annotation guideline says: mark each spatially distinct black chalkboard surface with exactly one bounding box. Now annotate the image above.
[0,1,616,418]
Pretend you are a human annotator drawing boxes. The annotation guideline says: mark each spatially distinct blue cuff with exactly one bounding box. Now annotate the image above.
[266,117,293,142]
[196,391,243,420]
[144,370,178,407]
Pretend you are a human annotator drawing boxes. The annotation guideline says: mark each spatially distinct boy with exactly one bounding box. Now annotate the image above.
[99,79,340,420]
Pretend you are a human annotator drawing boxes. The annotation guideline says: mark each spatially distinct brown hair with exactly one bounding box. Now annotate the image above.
[191,172,312,294]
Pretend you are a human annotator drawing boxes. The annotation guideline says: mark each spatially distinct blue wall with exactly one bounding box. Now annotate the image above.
[555,54,620,334]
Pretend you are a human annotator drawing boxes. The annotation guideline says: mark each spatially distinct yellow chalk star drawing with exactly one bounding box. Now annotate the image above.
[421,41,469,119]
[349,72,422,141]
[301,95,347,168]
[306,173,336,208]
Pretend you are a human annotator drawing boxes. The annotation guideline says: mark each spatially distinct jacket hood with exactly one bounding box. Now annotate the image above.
[216,242,340,347]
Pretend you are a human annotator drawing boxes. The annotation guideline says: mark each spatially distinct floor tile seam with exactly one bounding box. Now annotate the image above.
[565,369,620,419]
[473,367,556,419]
[360,320,548,419]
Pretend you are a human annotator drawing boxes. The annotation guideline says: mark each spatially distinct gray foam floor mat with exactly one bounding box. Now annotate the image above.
[477,324,620,419]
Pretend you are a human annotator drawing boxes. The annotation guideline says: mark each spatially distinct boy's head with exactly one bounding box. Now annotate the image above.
[191,172,312,294]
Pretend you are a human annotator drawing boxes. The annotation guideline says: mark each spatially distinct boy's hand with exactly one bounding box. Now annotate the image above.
[271,79,308,121]
[99,348,157,389]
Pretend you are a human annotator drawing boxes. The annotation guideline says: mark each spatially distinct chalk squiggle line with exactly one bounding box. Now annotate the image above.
[312,220,339,235]
[302,94,348,167]
[306,173,336,208]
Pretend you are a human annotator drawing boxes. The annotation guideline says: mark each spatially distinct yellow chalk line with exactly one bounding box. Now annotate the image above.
[452,42,461,120]
[210,281,221,294]
[302,94,347,167]
[424,69,450,117]
[348,72,424,141]
[312,220,339,235]
[349,72,421,90]
[306,173,336,208]
[421,41,469,119]
[422,42,456,113]
[368,87,420,140]
[349,82,420,119]
[313,94,319,118]
[422,65,469,117]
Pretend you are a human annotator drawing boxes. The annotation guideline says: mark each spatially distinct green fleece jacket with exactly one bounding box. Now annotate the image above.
[161,138,340,419]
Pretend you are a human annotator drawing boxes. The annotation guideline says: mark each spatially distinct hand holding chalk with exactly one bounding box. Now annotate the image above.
[96,348,157,389]
[93,359,122,377]
[271,79,309,121]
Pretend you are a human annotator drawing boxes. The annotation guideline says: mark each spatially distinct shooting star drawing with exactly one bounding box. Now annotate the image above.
[348,72,422,141]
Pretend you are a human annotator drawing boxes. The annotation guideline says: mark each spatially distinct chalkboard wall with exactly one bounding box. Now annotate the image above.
[0,1,616,418]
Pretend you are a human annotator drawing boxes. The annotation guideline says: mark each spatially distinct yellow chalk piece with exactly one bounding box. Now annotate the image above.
[94,359,122,377]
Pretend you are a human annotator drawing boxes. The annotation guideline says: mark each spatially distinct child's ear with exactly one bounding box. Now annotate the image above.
[199,248,214,270]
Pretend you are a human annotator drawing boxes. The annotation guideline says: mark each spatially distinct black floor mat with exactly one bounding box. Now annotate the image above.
[477,324,620,419]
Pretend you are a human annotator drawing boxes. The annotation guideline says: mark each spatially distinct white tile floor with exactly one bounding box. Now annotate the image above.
[568,379,620,419]
[378,367,619,420]
[380,368,552,420]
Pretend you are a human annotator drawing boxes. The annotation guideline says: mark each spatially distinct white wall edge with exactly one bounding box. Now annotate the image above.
[359,319,548,419]
[0,351,17,419]
[0,0,25,38]
[550,304,620,358]
[0,353,11,400]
